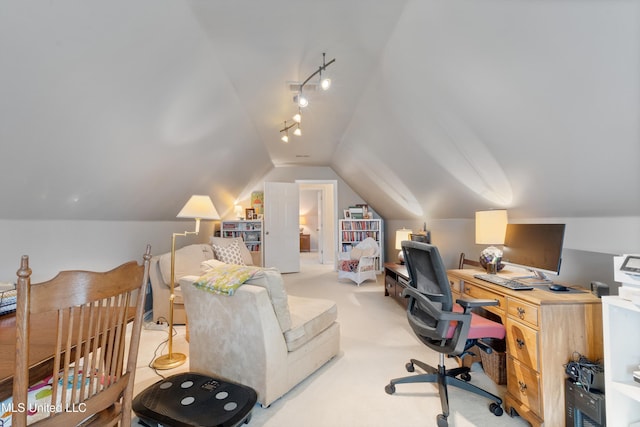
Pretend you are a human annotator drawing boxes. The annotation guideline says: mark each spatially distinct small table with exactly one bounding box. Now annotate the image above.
[299,234,310,252]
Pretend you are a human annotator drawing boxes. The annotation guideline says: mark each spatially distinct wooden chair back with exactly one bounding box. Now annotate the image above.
[12,245,151,427]
[458,253,482,269]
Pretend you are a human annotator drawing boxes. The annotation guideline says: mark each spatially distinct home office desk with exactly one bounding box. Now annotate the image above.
[0,308,137,401]
[384,263,604,427]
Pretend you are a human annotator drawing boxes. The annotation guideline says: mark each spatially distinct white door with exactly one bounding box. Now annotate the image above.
[264,182,300,273]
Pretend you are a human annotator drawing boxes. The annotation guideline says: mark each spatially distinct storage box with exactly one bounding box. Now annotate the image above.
[479,338,507,385]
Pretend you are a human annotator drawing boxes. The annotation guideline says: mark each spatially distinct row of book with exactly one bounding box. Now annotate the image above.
[340,220,380,231]
[222,231,261,242]
[341,231,379,242]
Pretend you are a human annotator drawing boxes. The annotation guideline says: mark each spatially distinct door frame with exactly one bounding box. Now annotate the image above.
[297,180,338,267]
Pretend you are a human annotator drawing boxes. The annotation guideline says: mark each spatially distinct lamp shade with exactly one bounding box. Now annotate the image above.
[177,195,220,220]
[395,228,412,250]
[475,210,508,245]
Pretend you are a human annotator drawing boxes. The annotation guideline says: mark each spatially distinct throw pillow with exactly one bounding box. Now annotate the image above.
[212,239,246,265]
[210,236,254,266]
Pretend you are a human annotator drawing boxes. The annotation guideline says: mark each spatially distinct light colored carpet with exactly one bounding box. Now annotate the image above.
[133,254,529,426]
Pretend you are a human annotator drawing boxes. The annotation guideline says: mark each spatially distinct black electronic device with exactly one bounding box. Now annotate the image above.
[549,284,569,292]
[565,378,605,427]
[133,372,257,427]
[409,232,430,244]
[590,281,610,298]
[501,223,566,282]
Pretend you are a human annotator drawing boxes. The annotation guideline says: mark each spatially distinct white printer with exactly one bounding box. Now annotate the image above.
[614,254,640,303]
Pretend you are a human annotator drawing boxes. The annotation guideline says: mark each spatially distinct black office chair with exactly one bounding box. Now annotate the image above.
[385,241,506,427]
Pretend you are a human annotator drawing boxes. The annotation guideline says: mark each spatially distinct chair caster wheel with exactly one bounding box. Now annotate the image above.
[405,362,415,372]
[385,383,396,395]
[489,402,504,416]
[460,372,471,382]
[436,413,448,427]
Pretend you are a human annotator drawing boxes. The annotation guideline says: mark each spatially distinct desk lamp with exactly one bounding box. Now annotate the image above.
[153,195,220,370]
[475,209,508,271]
[395,228,412,264]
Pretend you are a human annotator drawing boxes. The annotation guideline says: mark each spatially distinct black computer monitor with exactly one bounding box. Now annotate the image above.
[501,224,566,282]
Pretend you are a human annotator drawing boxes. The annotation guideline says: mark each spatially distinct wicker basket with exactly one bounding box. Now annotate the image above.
[479,338,507,385]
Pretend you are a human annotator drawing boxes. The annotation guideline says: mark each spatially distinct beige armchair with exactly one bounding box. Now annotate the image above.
[180,268,340,407]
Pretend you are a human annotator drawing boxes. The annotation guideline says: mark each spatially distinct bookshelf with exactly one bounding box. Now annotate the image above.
[338,219,384,272]
[220,220,263,265]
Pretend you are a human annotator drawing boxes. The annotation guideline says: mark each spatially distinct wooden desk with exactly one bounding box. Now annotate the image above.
[384,264,603,427]
[447,268,603,427]
[0,308,136,401]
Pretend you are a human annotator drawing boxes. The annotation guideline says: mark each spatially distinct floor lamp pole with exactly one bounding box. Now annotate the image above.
[152,231,190,370]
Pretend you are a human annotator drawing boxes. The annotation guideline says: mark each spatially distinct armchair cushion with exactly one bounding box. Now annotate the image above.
[245,268,292,332]
[158,244,214,286]
[284,295,338,352]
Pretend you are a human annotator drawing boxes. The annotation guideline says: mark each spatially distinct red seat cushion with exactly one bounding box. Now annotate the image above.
[449,304,505,340]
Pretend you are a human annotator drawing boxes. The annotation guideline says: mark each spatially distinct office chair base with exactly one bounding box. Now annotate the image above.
[385,355,503,427]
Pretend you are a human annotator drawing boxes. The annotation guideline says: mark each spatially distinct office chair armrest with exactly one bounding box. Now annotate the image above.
[456,298,499,314]
[402,286,447,304]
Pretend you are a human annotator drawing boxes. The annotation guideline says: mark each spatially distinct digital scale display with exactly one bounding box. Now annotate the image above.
[621,255,640,274]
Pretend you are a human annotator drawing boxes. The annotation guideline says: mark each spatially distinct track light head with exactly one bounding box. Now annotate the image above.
[320,77,331,91]
[293,124,302,136]
[294,93,309,108]
[293,110,302,123]
[281,134,289,143]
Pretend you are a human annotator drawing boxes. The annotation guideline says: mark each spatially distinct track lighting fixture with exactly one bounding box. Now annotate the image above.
[278,52,336,142]
[280,120,296,143]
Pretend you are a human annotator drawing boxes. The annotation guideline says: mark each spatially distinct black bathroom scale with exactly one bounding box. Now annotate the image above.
[133,372,257,427]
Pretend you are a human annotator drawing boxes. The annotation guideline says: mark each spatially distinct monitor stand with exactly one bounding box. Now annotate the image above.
[514,269,553,285]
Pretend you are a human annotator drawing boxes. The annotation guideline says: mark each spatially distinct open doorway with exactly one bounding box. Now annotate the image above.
[297,180,337,266]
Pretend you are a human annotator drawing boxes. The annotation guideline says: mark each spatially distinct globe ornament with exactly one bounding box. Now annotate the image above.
[479,246,504,271]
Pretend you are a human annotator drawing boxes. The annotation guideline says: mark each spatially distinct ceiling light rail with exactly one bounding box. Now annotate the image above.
[279,52,336,143]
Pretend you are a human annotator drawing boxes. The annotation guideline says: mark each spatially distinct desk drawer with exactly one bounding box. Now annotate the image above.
[448,277,462,294]
[507,357,542,417]
[462,282,506,312]
[506,318,539,371]
[507,298,539,328]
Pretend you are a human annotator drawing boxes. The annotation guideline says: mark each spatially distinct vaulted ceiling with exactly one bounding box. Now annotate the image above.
[1,1,638,221]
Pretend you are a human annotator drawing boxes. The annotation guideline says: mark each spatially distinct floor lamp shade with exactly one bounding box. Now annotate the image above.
[177,195,220,231]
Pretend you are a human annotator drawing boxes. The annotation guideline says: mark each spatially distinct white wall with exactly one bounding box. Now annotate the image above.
[0,219,214,282]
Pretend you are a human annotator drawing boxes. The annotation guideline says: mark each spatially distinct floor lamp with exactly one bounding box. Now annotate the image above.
[153,195,220,370]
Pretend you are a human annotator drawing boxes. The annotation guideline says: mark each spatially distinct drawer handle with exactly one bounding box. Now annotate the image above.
[516,338,525,349]
[518,381,527,392]
[517,307,526,319]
